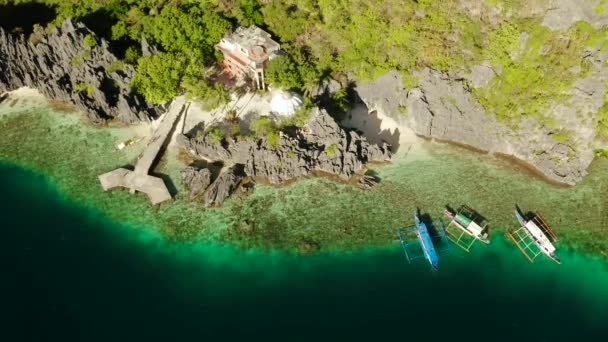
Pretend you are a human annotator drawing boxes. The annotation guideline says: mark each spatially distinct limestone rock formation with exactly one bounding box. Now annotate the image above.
[203,165,244,206]
[355,66,606,185]
[178,108,391,203]
[0,19,158,123]
[350,0,608,185]
[181,167,212,200]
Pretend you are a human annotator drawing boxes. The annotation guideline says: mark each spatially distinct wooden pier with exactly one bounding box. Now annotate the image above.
[98,98,187,205]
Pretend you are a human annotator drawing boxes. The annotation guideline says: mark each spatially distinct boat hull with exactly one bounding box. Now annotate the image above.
[444,209,489,244]
[415,214,439,271]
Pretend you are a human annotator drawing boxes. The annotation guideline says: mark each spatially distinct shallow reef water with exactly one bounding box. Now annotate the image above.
[1,162,607,341]
[0,97,607,252]
[2,98,608,340]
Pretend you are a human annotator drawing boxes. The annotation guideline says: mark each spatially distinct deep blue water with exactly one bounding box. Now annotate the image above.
[1,162,607,341]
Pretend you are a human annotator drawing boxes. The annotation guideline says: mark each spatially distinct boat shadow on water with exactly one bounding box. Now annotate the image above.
[418,212,451,251]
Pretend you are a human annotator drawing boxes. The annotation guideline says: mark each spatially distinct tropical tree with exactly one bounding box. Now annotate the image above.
[132,53,184,104]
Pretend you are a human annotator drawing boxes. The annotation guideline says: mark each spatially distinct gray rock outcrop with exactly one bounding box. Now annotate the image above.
[355,66,607,185]
[533,0,608,31]
[0,19,158,123]
[179,108,391,194]
[181,167,212,200]
[203,165,244,206]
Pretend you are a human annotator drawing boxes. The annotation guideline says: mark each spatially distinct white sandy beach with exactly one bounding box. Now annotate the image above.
[343,103,421,157]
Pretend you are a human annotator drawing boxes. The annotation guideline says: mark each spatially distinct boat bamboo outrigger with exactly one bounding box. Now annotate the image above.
[509,206,561,264]
[444,205,490,252]
[397,212,450,271]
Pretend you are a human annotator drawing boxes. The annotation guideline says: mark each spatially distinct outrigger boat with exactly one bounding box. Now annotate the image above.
[444,205,490,252]
[397,212,450,271]
[509,206,561,264]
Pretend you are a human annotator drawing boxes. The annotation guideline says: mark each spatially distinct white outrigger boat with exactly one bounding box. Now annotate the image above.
[509,207,560,264]
[444,206,490,252]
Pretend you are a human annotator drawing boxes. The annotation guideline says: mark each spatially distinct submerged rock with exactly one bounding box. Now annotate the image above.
[0,19,159,123]
[358,175,378,189]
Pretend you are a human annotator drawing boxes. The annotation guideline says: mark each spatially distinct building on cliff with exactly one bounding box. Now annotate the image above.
[216,26,280,90]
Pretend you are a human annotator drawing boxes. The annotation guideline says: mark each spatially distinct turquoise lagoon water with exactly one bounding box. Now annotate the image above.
[1,162,608,341]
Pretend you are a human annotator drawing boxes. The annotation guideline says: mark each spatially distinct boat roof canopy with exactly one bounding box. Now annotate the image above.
[525,221,556,253]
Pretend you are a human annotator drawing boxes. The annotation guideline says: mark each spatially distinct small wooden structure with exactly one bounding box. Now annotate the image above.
[98,98,187,205]
[509,207,560,264]
[444,205,490,252]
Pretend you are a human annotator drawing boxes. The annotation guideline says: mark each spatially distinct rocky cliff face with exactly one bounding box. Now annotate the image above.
[0,20,158,123]
[178,108,391,205]
[202,165,244,206]
[354,0,608,186]
[355,68,604,185]
[181,167,212,200]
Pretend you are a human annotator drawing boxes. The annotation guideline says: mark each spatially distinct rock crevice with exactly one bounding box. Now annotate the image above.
[355,67,605,185]
[0,19,159,123]
[179,108,391,204]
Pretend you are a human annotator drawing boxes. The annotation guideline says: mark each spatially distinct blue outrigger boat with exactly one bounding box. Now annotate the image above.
[397,212,450,271]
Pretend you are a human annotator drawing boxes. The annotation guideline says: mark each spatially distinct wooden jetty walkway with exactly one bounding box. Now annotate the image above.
[98,98,187,205]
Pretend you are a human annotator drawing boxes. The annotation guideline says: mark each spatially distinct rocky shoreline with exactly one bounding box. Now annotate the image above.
[354,67,607,186]
[0,19,159,124]
[2,16,607,188]
[178,108,391,205]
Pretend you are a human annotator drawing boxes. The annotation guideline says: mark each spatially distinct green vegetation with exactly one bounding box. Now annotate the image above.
[135,6,231,64]
[597,90,608,141]
[83,33,97,47]
[5,0,608,142]
[595,148,608,159]
[124,46,140,64]
[250,116,280,147]
[207,127,225,145]
[325,144,338,157]
[397,105,407,117]
[74,82,94,97]
[251,116,275,135]
[71,55,84,67]
[326,88,350,121]
[277,99,313,128]
[265,57,302,90]
[266,130,280,147]
[552,129,573,145]
[182,76,229,110]
[71,50,91,67]
[7,0,233,104]
[474,20,608,127]
[230,123,241,137]
[106,60,124,73]
[132,53,184,104]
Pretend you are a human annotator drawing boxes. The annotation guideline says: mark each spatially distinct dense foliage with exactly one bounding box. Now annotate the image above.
[2,0,608,139]
[182,76,230,110]
[264,57,302,90]
[474,20,608,125]
[132,53,184,104]
[250,116,280,146]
